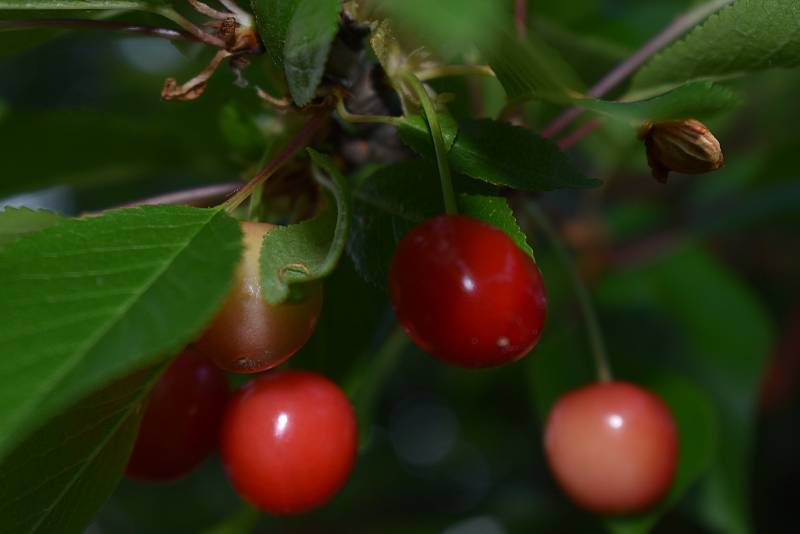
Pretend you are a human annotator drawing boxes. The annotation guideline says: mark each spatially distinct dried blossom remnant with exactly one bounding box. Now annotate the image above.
[640,119,724,183]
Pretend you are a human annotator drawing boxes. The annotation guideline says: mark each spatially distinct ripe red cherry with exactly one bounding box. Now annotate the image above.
[389,214,547,368]
[195,221,323,374]
[126,348,229,481]
[544,381,678,514]
[220,370,357,514]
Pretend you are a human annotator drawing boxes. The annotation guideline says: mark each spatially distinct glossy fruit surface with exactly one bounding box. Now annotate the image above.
[389,214,547,368]
[126,348,229,481]
[544,381,678,514]
[195,221,323,373]
[220,370,357,515]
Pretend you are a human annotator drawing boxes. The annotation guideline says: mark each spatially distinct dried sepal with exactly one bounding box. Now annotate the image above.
[639,119,724,183]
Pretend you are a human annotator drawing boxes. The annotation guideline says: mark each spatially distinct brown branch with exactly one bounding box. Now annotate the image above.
[117,182,243,209]
[541,0,735,140]
[0,18,198,42]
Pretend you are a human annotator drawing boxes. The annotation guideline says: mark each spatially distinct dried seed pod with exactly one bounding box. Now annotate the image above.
[639,119,724,183]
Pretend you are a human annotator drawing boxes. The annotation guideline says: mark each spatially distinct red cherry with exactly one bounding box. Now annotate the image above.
[194,221,323,374]
[389,214,547,368]
[126,348,229,481]
[220,370,357,514]
[544,381,678,514]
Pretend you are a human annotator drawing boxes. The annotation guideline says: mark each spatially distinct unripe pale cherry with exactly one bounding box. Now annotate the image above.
[220,370,357,515]
[544,381,678,514]
[389,214,547,368]
[126,348,229,481]
[194,221,323,373]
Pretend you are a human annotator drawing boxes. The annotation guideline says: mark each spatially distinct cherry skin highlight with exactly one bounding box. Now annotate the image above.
[544,381,678,514]
[126,348,229,482]
[389,214,547,368]
[220,370,358,515]
[195,221,323,374]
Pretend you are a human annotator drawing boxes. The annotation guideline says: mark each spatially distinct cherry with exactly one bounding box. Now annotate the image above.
[389,214,547,368]
[220,370,357,515]
[194,221,323,374]
[126,348,229,482]
[544,381,678,514]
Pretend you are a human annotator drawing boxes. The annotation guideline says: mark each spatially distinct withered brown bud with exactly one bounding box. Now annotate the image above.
[639,119,724,183]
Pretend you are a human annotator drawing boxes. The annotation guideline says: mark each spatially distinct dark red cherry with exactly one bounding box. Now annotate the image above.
[389,214,547,368]
[126,348,229,481]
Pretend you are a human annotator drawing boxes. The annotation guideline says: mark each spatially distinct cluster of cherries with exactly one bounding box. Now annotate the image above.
[127,215,678,517]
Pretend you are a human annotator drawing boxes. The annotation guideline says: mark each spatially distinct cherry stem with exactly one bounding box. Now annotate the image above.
[346,325,409,449]
[415,64,495,82]
[525,203,612,383]
[221,111,328,213]
[153,6,227,48]
[0,18,198,41]
[541,0,734,140]
[402,73,458,215]
[336,98,402,126]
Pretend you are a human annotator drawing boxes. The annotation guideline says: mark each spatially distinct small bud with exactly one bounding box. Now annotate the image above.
[639,119,724,183]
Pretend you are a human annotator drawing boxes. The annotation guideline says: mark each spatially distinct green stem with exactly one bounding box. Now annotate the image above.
[221,112,328,213]
[402,73,458,215]
[336,99,402,126]
[346,326,409,449]
[525,203,612,383]
[415,64,495,81]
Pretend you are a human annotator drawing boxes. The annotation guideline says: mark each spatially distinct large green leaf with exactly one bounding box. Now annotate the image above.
[598,244,774,533]
[0,205,241,460]
[0,207,62,246]
[578,82,740,124]
[0,365,161,534]
[401,118,599,191]
[631,0,800,95]
[250,0,341,106]
[260,149,350,304]
[0,109,231,198]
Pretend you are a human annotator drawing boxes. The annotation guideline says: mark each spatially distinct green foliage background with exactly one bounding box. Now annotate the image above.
[1,0,799,533]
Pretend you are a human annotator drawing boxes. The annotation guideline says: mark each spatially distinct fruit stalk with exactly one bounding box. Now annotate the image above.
[525,203,612,382]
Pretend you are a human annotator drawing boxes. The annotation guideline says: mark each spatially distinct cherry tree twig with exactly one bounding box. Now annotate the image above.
[541,0,735,141]
[0,18,197,42]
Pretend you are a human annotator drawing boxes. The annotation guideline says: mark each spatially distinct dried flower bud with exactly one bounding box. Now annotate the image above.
[639,119,724,183]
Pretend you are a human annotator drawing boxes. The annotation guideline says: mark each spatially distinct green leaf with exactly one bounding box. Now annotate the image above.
[377,0,501,54]
[598,244,774,533]
[0,205,242,461]
[348,160,445,289]
[0,365,161,534]
[606,375,718,534]
[0,207,63,247]
[260,149,350,304]
[482,28,585,102]
[378,0,581,99]
[459,195,533,259]
[0,109,231,198]
[397,114,459,154]
[631,0,800,96]
[250,0,341,106]
[578,82,740,124]
[438,119,600,191]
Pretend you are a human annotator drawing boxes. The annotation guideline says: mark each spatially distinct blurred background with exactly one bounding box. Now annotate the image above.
[2,0,799,532]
